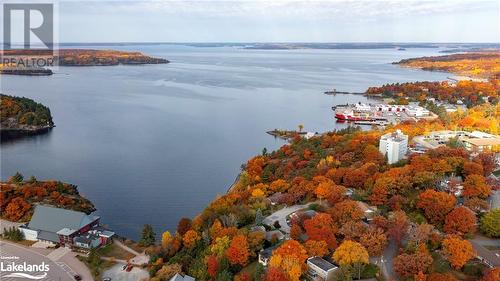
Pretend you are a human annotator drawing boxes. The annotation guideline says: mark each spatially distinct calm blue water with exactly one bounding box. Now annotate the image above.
[1,45,450,239]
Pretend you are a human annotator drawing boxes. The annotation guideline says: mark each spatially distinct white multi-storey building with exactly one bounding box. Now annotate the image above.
[379,130,408,164]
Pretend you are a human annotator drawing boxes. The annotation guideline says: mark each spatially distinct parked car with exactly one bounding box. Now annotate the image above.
[102,278,112,281]
[74,275,82,281]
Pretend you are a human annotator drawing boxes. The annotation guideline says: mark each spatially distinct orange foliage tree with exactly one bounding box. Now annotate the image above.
[4,197,30,221]
[442,236,475,269]
[427,273,458,281]
[182,229,200,249]
[329,200,363,225]
[269,240,307,281]
[304,240,328,257]
[360,227,388,256]
[462,174,491,199]
[444,206,477,236]
[393,245,433,278]
[303,213,338,250]
[225,234,250,266]
[417,190,456,224]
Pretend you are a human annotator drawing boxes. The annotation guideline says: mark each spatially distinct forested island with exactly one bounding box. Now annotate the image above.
[0,49,169,75]
[1,94,55,140]
[0,173,96,222]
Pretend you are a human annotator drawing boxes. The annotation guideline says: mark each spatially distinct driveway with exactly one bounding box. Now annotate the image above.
[102,264,149,281]
[371,239,398,281]
[0,240,74,281]
[262,203,314,233]
[489,190,500,210]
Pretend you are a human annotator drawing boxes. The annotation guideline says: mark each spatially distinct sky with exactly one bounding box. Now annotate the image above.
[4,0,500,43]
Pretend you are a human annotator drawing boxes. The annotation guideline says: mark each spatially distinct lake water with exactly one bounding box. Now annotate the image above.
[0,45,450,239]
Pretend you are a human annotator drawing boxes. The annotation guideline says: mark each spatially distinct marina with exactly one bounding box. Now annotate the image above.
[333,102,438,125]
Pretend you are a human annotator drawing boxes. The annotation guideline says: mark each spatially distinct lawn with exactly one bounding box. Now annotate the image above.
[98,243,135,261]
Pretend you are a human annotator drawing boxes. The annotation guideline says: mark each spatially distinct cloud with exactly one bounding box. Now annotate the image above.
[65,0,495,19]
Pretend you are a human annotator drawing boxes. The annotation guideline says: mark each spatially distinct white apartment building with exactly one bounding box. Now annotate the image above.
[379,130,409,164]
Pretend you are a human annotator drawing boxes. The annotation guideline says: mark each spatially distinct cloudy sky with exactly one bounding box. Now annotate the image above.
[10,0,500,42]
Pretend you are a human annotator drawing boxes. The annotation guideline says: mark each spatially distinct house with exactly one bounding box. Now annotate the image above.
[439,176,463,196]
[267,192,287,206]
[357,201,377,221]
[306,257,338,281]
[471,241,500,268]
[265,230,285,242]
[18,205,113,248]
[169,273,195,281]
[379,130,408,164]
[259,245,279,266]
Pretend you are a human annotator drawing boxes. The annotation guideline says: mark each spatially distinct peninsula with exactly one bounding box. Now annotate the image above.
[1,94,55,140]
[0,173,95,222]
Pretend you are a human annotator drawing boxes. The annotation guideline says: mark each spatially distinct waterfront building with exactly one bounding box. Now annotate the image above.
[18,205,114,248]
[379,130,408,164]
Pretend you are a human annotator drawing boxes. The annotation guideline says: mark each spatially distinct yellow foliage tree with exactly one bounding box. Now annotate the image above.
[161,231,172,248]
[251,188,265,198]
[210,236,231,258]
[333,240,369,265]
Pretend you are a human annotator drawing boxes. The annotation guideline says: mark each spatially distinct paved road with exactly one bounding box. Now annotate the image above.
[0,241,74,281]
[374,239,398,281]
[262,202,316,233]
[489,190,499,210]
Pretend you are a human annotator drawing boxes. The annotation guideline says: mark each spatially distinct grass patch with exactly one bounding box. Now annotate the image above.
[123,239,147,253]
[431,252,451,273]
[240,261,264,280]
[77,254,115,280]
[493,170,500,177]
[16,240,37,247]
[98,244,135,261]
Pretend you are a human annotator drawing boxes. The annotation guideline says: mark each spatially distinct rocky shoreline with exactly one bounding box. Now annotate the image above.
[1,125,54,141]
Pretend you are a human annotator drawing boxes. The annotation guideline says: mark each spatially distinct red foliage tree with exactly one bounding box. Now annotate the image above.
[176,218,192,235]
[206,255,218,280]
[265,267,290,281]
[303,213,338,250]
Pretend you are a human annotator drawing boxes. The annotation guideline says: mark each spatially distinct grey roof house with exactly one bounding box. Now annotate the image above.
[18,205,112,248]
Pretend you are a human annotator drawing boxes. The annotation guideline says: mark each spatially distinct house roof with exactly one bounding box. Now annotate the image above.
[37,230,59,243]
[56,228,77,236]
[28,205,99,235]
[308,257,338,272]
[169,273,195,281]
[265,230,284,242]
[462,137,500,146]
